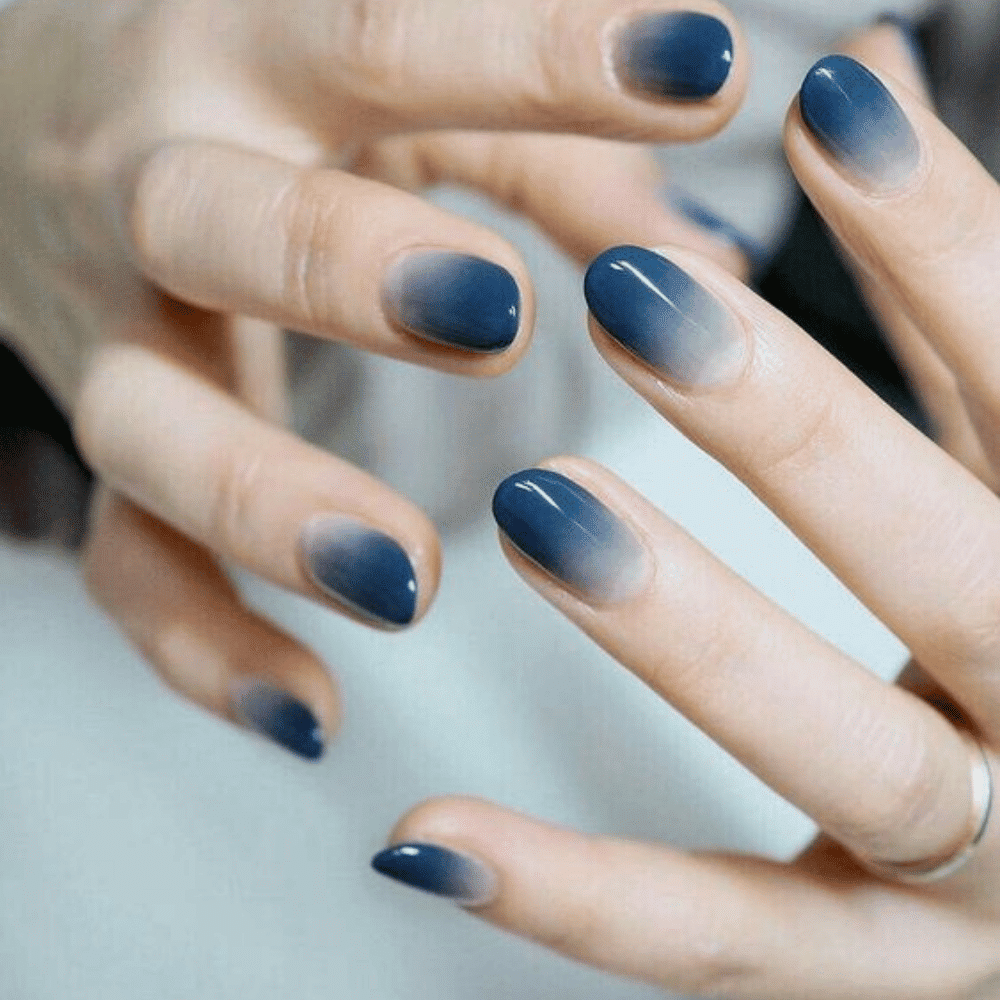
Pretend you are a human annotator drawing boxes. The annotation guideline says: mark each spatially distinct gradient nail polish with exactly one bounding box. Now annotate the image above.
[492,468,646,603]
[384,252,520,353]
[615,12,733,100]
[584,245,745,385]
[301,517,417,628]
[799,54,920,189]
[232,680,325,760]
[665,185,768,276]
[371,843,497,906]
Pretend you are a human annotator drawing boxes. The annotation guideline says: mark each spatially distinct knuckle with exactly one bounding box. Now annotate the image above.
[839,726,945,855]
[73,344,135,471]
[669,908,765,999]
[274,171,340,327]
[753,388,838,480]
[128,143,194,272]
[336,0,409,100]
[204,440,265,561]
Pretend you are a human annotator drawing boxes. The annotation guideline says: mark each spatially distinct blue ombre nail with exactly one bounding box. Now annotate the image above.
[799,55,920,189]
[615,12,733,100]
[232,680,325,760]
[371,843,497,906]
[584,245,745,385]
[301,517,417,628]
[492,468,646,603]
[665,185,769,277]
[384,251,520,353]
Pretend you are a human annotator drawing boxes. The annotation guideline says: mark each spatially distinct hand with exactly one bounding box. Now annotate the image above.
[0,0,749,757]
[374,25,1000,998]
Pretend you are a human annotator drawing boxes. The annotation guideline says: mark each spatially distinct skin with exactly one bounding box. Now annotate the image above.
[383,25,1000,999]
[0,0,749,741]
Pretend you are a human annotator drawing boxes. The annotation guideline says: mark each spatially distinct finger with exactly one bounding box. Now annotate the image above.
[230,315,290,427]
[371,797,999,999]
[83,489,339,759]
[824,21,991,479]
[279,0,747,141]
[128,141,533,373]
[352,132,755,278]
[491,458,971,868]
[582,245,1000,739]
[75,341,439,631]
[783,48,1000,471]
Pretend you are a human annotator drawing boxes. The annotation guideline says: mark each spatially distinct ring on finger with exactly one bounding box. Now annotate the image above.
[854,729,993,885]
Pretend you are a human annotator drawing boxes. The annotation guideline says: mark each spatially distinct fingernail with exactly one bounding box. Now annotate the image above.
[875,13,927,73]
[371,843,497,906]
[664,185,768,276]
[614,11,734,100]
[232,679,325,760]
[492,468,647,603]
[383,251,520,353]
[799,54,920,190]
[584,245,745,386]
[301,517,417,628]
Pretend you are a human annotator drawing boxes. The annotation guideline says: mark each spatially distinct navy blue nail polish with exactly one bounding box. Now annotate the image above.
[799,54,920,189]
[665,185,769,277]
[233,680,325,760]
[584,245,744,385]
[384,252,520,353]
[616,12,733,100]
[875,13,927,73]
[371,843,496,905]
[301,518,417,628]
[492,468,646,603]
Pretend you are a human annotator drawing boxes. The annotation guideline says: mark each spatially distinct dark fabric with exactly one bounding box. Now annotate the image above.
[0,341,93,549]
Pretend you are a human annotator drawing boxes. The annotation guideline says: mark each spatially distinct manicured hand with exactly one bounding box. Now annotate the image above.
[0,0,748,757]
[374,25,1000,997]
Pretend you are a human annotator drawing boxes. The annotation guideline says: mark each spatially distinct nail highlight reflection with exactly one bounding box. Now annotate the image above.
[384,251,520,353]
[799,54,920,189]
[371,843,497,906]
[584,245,745,386]
[232,680,325,760]
[301,517,417,628]
[492,468,646,603]
[615,11,734,100]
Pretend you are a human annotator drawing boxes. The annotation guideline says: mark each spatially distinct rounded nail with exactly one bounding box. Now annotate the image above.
[383,251,520,353]
[371,843,497,906]
[492,468,647,604]
[301,517,417,628]
[799,55,920,190]
[614,11,734,101]
[584,245,746,386]
[231,679,325,760]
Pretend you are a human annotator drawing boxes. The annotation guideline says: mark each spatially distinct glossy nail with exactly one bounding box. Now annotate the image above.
[615,12,733,100]
[384,251,520,353]
[492,468,646,603]
[301,517,417,628]
[584,245,745,385]
[371,843,497,906]
[232,679,325,760]
[665,185,768,276]
[799,54,920,189]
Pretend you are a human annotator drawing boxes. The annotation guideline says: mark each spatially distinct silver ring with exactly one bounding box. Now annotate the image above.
[857,729,993,885]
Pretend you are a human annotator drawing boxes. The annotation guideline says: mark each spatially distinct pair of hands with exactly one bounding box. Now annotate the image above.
[2,1,999,996]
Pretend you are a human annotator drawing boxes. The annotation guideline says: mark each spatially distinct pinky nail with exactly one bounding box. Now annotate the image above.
[371,843,497,906]
[232,679,325,760]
